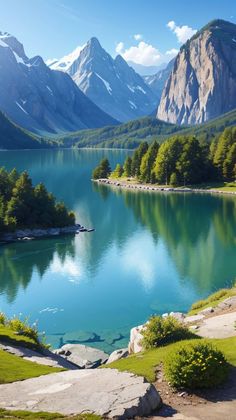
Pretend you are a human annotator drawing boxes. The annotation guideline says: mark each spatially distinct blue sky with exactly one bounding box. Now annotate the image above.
[0,0,235,65]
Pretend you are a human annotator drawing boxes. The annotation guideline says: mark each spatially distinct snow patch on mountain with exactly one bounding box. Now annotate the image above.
[95,73,112,94]
[48,45,85,72]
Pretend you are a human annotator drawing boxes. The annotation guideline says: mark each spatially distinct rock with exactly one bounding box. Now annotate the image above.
[197,311,236,339]
[184,314,205,324]
[157,20,236,125]
[217,296,236,310]
[128,324,145,354]
[169,312,186,322]
[162,313,169,318]
[0,343,78,370]
[189,325,199,330]
[106,348,129,364]
[0,369,161,417]
[199,306,214,315]
[54,344,109,368]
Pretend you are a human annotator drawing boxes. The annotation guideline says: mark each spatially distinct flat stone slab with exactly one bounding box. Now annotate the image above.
[0,369,161,418]
[197,311,236,338]
[0,343,78,370]
[184,314,205,324]
[54,344,109,368]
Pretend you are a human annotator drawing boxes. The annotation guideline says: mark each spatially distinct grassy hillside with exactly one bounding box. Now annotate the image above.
[56,109,236,149]
[0,111,56,150]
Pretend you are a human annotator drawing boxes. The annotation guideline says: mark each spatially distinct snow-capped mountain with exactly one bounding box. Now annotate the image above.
[49,37,158,122]
[0,32,117,134]
[143,59,175,104]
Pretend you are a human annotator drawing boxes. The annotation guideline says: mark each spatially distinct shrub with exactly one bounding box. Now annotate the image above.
[164,341,229,389]
[142,315,192,349]
[8,317,39,343]
[0,312,6,325]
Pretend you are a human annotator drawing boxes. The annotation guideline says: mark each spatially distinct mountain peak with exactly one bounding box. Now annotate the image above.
[157,19,236,125]
[87,37,101,48]
[0,32,27,60]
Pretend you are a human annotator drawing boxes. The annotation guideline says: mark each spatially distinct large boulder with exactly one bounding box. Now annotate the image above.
[128,324,145,354]
[54,344,109,368]
[0,369,161,417]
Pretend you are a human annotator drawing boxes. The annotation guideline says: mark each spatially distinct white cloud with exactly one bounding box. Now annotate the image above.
[167,20,197,43]
[165,48,179,56]
[116,41,161,66]
[115,41,125,54]
[134,34,143,41]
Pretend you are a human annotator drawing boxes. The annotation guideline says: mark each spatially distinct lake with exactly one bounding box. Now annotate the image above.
[0,149,235,353]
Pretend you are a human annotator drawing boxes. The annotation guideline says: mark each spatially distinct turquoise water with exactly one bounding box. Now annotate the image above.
[0,149,235,353]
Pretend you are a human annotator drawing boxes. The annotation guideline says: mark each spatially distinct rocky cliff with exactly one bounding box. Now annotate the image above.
[157,20,236,125]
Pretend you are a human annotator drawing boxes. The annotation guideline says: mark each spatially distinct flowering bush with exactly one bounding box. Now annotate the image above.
[164,341,229,389]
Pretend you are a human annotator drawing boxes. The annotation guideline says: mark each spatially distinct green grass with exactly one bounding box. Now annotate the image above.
[106,336,236,382]
[0,409,101,419]
[0,349,63,384]
[0,325,41,351]
[188,286,236,315]
[188,181,236,193]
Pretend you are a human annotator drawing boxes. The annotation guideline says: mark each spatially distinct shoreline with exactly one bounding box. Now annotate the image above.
[93,178,236,196]
[0,223,95,244]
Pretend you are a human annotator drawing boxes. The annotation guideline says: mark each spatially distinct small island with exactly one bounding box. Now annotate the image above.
[0,167,81,242]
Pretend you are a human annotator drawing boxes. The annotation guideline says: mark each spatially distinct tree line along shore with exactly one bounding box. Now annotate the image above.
[92,127,236,188]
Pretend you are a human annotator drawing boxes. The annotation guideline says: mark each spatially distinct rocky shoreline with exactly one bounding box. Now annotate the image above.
[51,295,236,369]
[0,223,95,243]
[93,178,236,196]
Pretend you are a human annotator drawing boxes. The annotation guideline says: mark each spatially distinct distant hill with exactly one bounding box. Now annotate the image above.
[56,108,236,149]
[0,110,52,150]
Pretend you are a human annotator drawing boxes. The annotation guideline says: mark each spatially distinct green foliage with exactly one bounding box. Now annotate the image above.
[142,315,192,349]
[131,142,148,177]
[0,312,6,325]
[164,341,229,389]
[140,141,159,183]
[170,172,178,186]
[92,158,111,179]
[0,168,75,233]
[114,125,236,186]
[55,109,236,149]
[111,163,124,178]
[8,317,39,343]
[0,110,54,150]
[0,408,101,419]
[123,156,132,177]
[106,336,236,383]
[213,127,236,180]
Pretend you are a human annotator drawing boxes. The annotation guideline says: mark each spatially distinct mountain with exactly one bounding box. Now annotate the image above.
[143,59,175,104]
[0,110,53,149]
[56,107,236,149]
[157,19,236,125]
[0,32,117,135]
[127,61,166,76]
[49,38,158,122]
